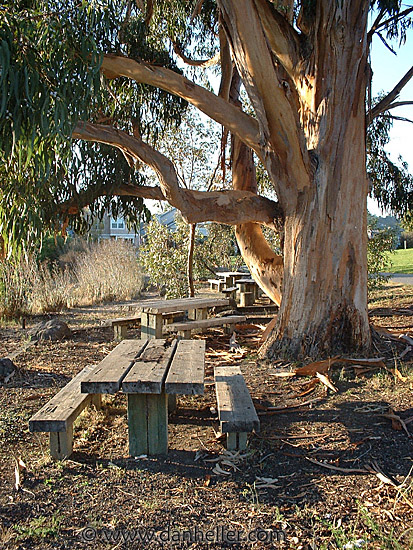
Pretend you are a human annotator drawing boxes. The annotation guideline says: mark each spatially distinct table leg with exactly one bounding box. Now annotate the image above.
[50,425,73,460]
[141,313,163,339]
[128,393,168,456]
[196,308,207,321]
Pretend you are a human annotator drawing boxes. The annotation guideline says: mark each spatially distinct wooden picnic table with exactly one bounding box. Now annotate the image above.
[235,278,258,306]
[216,271,249,288]
[138,297,229,340]
[81,338,205,456]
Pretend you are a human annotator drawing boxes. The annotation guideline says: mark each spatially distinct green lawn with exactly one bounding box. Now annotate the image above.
[386,248,413,274]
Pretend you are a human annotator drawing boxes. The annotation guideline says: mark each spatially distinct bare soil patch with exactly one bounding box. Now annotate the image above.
[0,283,412,549]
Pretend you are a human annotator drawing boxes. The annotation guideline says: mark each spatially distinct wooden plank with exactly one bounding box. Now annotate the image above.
[122,339,177,394]
[214,366,260,433]
[127,393,148,457]
[29,364,98,433]
[141,313,163,340]
[140,297,229,314]
[110,316,141,326]
[50,425,74,460]
[147,393,168,454]
[81,339,148,394]
[165,340,205,395]
[127,392,168,456]
[165,315,246,332]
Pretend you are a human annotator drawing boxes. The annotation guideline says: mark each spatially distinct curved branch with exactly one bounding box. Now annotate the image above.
[253,0,304,80]
[368,66,413,122]
[72,122,283,226]
[172,41,220,67]
[101,55,262,158]
[386,101,413,110]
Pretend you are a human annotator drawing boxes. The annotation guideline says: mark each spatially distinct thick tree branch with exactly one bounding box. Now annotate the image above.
[101,55,263,159]
[72,122,283,227]
[172,41,220,67]
[368,65,413,122]
[219,0,311,197]
[253,0,304,80]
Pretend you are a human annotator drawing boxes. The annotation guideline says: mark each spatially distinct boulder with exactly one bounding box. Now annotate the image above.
[0,358,16,382]
[28,319,72,341]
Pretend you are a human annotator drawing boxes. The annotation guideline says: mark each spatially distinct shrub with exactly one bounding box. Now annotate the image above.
[139,217,188,298]
[367,226,397,290]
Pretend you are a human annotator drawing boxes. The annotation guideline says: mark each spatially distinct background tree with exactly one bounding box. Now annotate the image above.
[1,0,413,359]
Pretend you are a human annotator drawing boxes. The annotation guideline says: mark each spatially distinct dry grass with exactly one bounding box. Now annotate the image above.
[0,239,143,319]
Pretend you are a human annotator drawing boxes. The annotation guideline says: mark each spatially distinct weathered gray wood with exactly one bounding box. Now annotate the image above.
[122,339,177,394]
[178,330,192,340]
[29,364,100,433]
[165,315,246,333]
[114,324,128,341]
[127,392,168,456]
[226,432,248,451]
[141,312,163,340]
[240,292,254,307]
[165,340,205,395]
[81,339,148,394]
[110,315,141,326]
[208,279,225,291]
[140,297,229,314]
[50,425,73,460]
[214,366,260,433]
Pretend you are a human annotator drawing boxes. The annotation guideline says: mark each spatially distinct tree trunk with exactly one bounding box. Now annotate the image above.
[222,0,372,359]
[187,223,196,297]
[262,102,371,359]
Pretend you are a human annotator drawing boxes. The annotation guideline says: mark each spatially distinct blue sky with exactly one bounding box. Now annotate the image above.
[368,18,413,216]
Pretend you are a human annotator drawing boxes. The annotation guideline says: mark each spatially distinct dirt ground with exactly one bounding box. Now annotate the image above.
[0,284,412,549]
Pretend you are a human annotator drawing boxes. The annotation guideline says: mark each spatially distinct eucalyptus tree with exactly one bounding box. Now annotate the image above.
[1,0,413,358]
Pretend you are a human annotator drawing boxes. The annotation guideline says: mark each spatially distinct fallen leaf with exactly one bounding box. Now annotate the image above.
[212,464,231,476]
[293,378,319,398]
[388,365,407,382]
[14,457,26,491]
[316,372,338,393]
[204,475,211,487]
[382,408,410,436]
[294,356,341,376]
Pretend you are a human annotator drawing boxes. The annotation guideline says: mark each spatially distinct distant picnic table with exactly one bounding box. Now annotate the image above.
[137,297,230,339]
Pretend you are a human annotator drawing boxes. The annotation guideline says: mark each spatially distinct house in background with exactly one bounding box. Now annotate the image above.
[90,208,185,245]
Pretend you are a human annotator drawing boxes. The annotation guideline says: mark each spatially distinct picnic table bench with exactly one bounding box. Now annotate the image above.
[165,315,246,339]
[107,311,185,340]
[29,364,102,460]
[29,339,205,459]
[214,366,259,450]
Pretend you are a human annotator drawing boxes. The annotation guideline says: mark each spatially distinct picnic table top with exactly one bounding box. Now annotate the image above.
[235,278,256,284]
[139,296,229,314]
[81,339,206,395]
[216,271,249,277]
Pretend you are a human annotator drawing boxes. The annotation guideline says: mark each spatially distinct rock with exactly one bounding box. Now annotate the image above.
[0,358,16,382]
[28,319,72,341]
